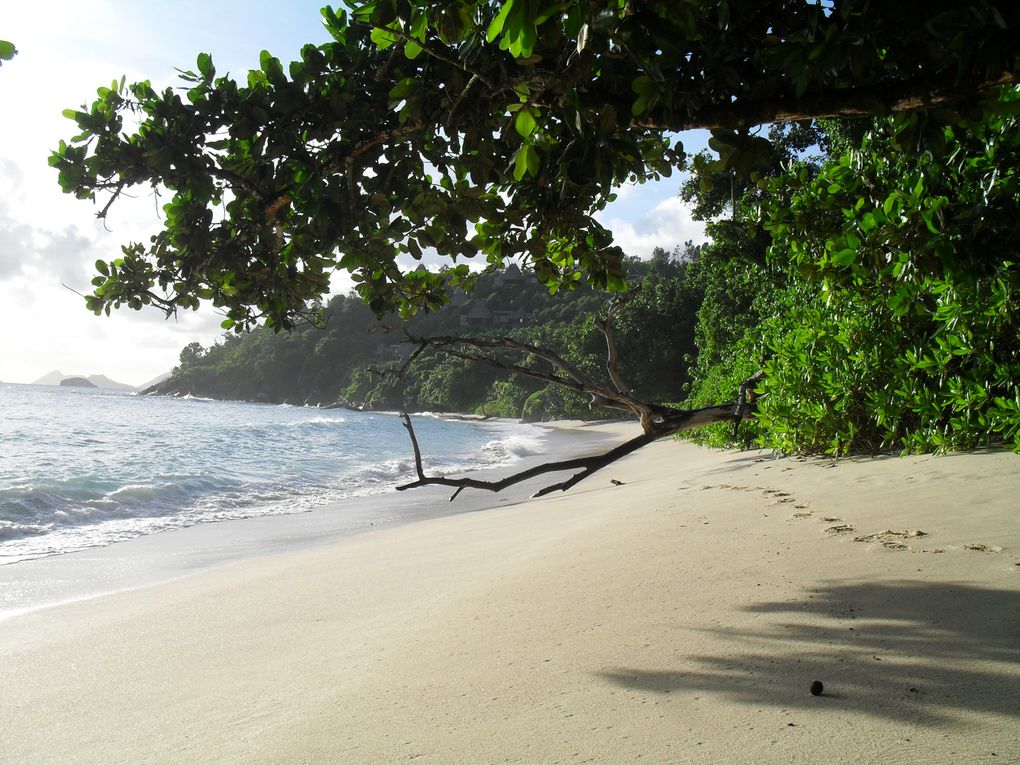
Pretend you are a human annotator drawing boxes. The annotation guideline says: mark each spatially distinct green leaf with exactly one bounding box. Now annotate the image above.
[513,145,529,180]
[404,40,423,59]
[512,144,539,180]
[0,39,15,61]
[197,52,213,79]
[95,259,109,276]
[920,211,940,234]
[370,25,399,50]
[831,248,857,266]
[487,1,514,42]
[883,192,899,216]
[220,318,235,329]
[525,144,539,176]
[632,75,656,96]
[514,107,537,138]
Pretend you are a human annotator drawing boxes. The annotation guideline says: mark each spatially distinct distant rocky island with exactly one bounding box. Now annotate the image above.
[30,370,166,391]
[59,377,98,388]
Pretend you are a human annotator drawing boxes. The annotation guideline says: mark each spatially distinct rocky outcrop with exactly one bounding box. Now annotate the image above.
[59,377,98,388]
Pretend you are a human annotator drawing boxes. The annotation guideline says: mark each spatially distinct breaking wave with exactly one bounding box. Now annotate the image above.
[0,386,546,564]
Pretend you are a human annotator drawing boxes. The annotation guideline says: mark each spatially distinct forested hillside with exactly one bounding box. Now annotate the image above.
[153,252,703,419]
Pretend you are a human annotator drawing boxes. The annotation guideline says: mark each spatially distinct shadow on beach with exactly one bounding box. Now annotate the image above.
[599,580,1020,725]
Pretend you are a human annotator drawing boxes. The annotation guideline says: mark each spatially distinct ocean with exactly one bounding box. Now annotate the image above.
[0,384,546,565]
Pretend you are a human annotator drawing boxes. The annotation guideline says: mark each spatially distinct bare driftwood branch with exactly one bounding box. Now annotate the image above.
[396,396,758,501]
[599,290,638,397]
[392,303,764,499]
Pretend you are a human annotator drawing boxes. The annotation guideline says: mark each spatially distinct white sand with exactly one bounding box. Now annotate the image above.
[1,423,1017,763]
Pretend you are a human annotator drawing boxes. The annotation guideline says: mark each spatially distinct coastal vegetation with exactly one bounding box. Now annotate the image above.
[156,252,699,417]
[52,1,1019,468]
[0,39,15,66]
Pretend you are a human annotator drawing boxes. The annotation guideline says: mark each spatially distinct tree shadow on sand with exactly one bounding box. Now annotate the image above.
[599,580,1020,725]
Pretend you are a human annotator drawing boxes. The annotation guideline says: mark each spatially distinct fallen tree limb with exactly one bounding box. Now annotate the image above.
[395,396,760,501]
[392,305,764,500]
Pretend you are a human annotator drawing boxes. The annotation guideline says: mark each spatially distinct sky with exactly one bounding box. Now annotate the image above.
[0,2,707,386]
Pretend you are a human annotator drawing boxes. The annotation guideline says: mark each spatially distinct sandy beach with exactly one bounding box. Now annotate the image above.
[1,421,1017,763]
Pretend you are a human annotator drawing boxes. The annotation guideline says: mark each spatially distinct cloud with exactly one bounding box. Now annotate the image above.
[0,185,105,287]
[0,219,33,279]
[598,195,707,259]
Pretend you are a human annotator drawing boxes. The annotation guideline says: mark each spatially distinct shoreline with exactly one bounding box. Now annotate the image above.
[1,430,1017,762]
[0,418,632,620]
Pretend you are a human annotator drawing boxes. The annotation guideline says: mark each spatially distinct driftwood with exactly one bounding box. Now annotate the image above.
[391,296,765,500]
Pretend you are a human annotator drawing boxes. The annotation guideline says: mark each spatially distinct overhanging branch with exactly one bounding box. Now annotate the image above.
[634,73,1018,132]
[404,332,653,420]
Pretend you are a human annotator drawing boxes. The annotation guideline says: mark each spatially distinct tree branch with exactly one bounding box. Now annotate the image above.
[396,392,759,500]
[634,72,1018,132]
[600,300,631,396]
[96,182,126,220]
[395,307,764,499]
[405,332,652,420]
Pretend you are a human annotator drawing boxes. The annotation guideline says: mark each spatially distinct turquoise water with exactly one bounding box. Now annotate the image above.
[0,384,543,564]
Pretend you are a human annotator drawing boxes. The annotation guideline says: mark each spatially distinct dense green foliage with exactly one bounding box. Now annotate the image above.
[0,39,15,66]
[681,95,1020,454]
[52,1,1018,329]
[162,255,703,418]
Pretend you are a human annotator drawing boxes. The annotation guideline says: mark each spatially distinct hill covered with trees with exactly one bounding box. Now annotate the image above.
[153,252,703,420]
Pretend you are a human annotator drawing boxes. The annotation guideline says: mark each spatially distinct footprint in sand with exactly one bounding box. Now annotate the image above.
[826,524,855,535]
[961,543,1003,553]
[761,488,797,505]
[853,529,927,551]
[790,511,813,520]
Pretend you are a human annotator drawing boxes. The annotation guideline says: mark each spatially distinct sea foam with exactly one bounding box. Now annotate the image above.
[0,384,546,563]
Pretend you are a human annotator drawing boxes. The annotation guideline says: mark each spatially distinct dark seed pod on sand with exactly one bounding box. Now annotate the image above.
[810,681,824,696]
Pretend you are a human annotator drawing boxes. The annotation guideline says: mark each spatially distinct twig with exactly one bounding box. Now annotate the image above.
[446,74,481,129]
[405,332,645,417]
[96,182,126,221]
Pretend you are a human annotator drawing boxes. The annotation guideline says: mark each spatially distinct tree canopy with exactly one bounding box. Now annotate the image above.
[52,1,1019,331]
[0,39,15,66]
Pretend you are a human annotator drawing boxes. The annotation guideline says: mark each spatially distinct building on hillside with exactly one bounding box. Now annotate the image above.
[459,301,493,328]
[495,262,528,286]
[492,308,527,327]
